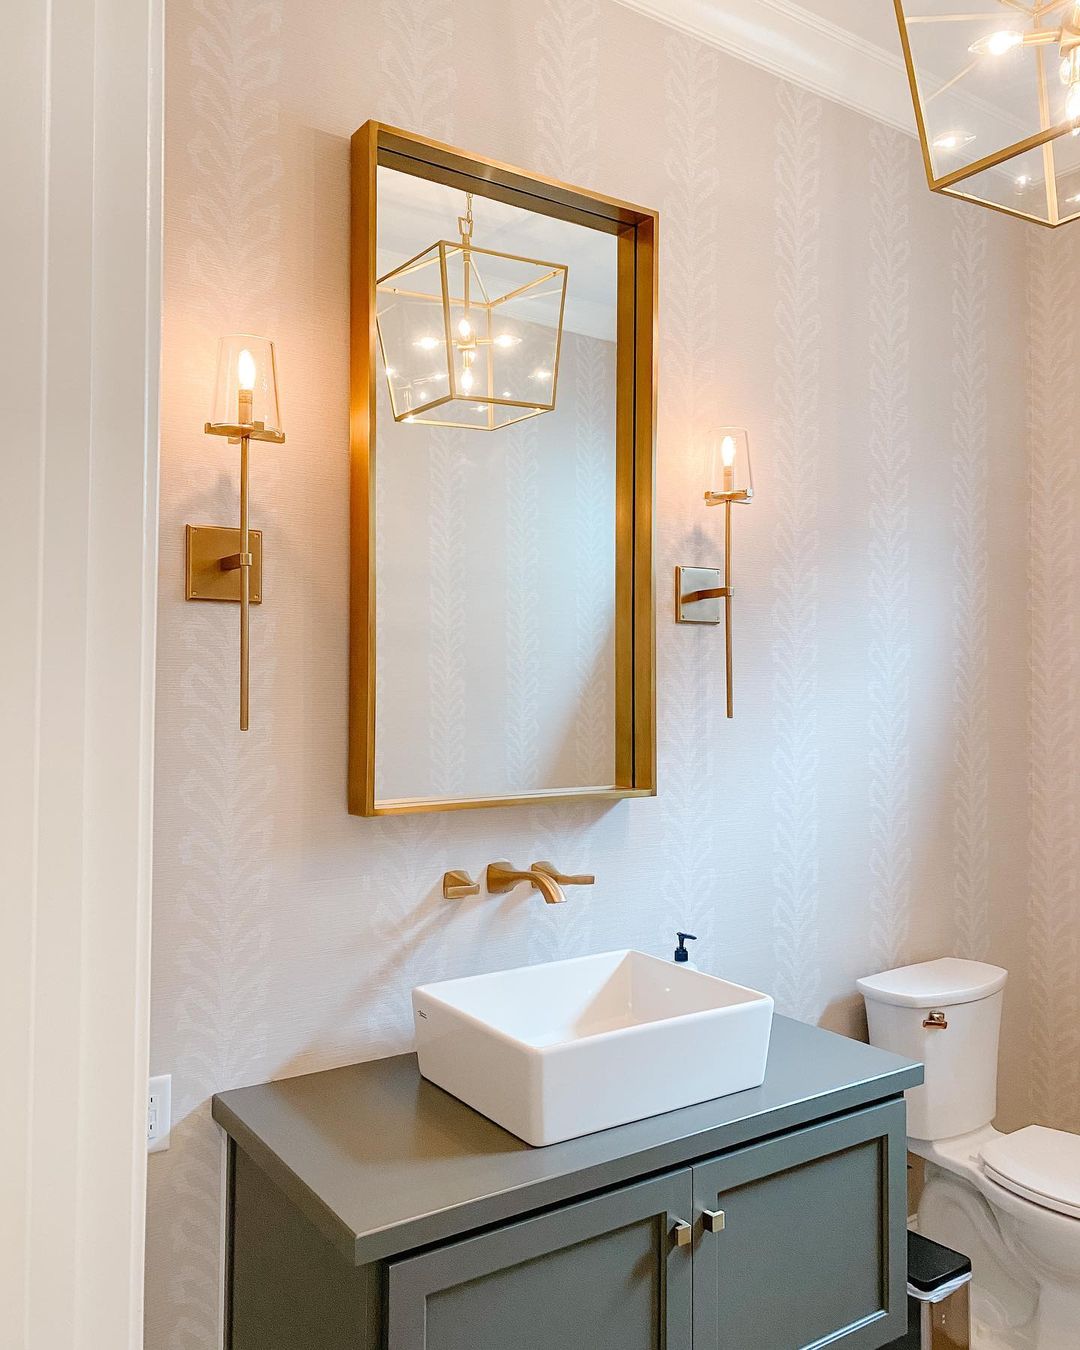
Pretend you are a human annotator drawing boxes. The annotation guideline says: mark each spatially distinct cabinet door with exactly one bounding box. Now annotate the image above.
[387,1169,694,1350]
[693,1099,907,1350]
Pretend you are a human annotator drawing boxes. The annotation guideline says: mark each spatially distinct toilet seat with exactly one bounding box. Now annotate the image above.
[980,1126,1080,1221]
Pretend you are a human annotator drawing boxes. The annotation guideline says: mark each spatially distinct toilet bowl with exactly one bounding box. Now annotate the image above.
[858,958,1080,1350]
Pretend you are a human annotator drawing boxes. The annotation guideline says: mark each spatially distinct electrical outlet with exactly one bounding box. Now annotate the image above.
[147,1074,172,1154]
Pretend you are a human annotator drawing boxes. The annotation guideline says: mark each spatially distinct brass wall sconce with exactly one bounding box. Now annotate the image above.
[676,428,754,719]
[186,335,285,731]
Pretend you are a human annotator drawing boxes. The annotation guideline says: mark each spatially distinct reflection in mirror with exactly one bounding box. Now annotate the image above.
[373,166,619,805]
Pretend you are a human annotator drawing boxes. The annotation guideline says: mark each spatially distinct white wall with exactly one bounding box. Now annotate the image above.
[1,0,161,1346]
[147,1,1034,1344]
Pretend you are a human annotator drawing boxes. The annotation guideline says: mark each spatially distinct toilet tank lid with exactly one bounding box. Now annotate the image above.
[857,958,1007,1008]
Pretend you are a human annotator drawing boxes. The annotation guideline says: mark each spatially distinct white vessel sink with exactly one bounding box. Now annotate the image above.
[412,950,774,1146]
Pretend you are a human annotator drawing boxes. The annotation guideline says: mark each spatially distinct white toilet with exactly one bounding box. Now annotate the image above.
[858,958,1080,1350]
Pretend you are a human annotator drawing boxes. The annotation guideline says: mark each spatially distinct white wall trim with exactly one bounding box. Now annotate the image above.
[610,0,917,134]
[1,0,162,1345]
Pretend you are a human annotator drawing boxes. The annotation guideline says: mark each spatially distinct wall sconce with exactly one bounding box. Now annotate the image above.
[185,335,285,731]
[675,428,754,719]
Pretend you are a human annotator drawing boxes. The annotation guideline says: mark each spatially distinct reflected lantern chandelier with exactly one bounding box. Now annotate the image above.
[896,0,1080,226]
[375,192,568,431]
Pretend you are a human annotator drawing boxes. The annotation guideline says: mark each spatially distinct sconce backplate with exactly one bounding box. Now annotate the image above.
[185,524,263,604]
[675,566,724,625]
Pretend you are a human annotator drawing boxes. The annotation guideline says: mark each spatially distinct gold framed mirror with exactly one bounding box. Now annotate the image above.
[349,122,657,816]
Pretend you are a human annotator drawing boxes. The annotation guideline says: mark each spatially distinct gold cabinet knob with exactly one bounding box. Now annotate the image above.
[701,1208,725,1233]
[672,1219,693,1248]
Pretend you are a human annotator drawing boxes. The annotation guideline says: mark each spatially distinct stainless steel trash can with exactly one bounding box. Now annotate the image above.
[885,1231,972,1350]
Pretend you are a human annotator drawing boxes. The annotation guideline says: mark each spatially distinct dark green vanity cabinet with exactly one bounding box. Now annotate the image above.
[214,1016,921,1350]
[388,1169,694,1350]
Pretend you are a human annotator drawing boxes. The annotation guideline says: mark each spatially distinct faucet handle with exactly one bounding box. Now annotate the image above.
[531,861,595,887]
[442,869,481,900]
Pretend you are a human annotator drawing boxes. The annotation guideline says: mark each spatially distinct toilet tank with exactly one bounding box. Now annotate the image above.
[857,958,1007,1142]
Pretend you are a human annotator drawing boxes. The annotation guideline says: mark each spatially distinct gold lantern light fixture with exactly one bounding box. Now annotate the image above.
[375,191,569,431]
[675,428,754,720]
[895,0,1080,227]
[185,335,285,731]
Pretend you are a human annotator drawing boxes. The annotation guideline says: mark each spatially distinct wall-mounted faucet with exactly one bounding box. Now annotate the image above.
[442,862,595,903]
[486,860,595,906]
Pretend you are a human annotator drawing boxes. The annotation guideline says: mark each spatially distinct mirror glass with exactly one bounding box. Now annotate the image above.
[373,165,619,806]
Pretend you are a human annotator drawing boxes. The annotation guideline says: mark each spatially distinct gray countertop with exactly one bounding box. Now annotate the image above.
[212,1015,922,1266]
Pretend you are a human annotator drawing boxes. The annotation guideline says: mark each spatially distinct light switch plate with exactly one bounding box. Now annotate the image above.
[148,1074,172,1153]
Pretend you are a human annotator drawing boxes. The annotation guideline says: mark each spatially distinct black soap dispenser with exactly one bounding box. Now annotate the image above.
[673,932,698,971]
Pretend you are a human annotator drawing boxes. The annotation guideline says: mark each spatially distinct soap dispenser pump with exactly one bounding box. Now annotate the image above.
[674,932,698,970]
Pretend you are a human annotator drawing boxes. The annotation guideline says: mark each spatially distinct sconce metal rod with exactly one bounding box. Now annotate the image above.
[239,433,250,732]
[725,499,733,719]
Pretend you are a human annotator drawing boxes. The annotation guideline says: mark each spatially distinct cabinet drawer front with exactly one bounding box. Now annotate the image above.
[387,1169,694,1350]
[693,1100,907,1350]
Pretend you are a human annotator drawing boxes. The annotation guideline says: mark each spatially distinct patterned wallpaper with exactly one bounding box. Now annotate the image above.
[374,330,618,802]
[148,1,1044,1344]
[1028,226,1080,1137]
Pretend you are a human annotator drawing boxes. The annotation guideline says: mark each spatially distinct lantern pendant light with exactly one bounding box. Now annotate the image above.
[895,0,1080,227]
[375,191,569,430]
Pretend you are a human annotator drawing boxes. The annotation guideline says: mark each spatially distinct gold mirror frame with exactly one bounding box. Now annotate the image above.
[348,122,657,816]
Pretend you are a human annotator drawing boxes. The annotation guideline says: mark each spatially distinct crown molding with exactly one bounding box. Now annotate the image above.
[611,0,917,135]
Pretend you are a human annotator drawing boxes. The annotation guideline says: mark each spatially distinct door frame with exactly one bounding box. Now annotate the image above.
[1,0,163,1344]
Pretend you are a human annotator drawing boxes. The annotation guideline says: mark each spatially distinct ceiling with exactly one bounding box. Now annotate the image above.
[610,0,917,131]
[797,0,903,51]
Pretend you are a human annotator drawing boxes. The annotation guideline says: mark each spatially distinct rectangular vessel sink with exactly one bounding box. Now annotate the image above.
[413,950,774,1146]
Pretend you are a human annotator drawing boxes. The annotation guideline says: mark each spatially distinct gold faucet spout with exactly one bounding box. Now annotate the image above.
[486,861,566,905]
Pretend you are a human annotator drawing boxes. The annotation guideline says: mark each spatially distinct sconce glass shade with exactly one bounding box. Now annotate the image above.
[895,1,1080,227]
[376,224,568,432]
[207,334,283,436]
[704,427,753,505]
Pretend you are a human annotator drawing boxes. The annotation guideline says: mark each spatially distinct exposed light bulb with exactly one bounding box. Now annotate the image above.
[237,349,257,391]
[1067,81,1080,123]
[461,368,475,392]
[720,434,737,493]
[236,348,256,423]
[969,30,1023,57]
[457,317,473,339]
[414,336,440,350]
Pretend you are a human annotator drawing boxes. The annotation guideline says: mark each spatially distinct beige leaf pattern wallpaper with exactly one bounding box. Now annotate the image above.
[148,0,1071,1344]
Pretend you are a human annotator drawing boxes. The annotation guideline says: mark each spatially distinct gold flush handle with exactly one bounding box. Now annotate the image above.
[701,1208,726,1234]
[672,1219,693,1248]
[923,1010,948,1030]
